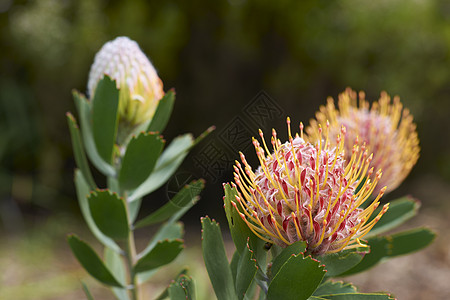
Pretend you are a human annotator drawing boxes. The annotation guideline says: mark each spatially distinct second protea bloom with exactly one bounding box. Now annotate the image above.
[306,88,420,194]
[232,119,388,256]
[87,36,164,126]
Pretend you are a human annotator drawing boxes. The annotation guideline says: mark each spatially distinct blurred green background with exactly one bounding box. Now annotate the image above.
[1,0,450,299]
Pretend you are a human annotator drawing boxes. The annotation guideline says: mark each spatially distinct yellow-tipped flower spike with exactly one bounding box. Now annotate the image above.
[233,118,388,256]
[306,88,420,194]
[88,36,164,126]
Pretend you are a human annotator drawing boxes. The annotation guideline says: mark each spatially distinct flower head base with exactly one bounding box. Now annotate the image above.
[306,88,420,194]
[88,36,164,126]
[232,119,388,256]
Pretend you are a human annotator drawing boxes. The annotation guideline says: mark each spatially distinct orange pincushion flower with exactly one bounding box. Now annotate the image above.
[306,88,419,194]
[232,119,388,256]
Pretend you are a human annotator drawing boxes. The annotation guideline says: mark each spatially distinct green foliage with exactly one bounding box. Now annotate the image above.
[168,274,196,300]
[66,113,96,189]
[91,76,119,164]
[318,248,368,277]
[365,196,420,238]
[88,190,129,240]
[129,133,194,201]
[235,241,258,300]
[313,281,357,296]
[267,254,325,300]
[74,170,121,253]
[135,179,205,228]
[201,217,238,300]
[118,132,165,191]
[341,228,436,276]
[67,235,123,287]
[270,241,307,278]
[134,240,184,274]
[147,90,176,133]
[73,91,115,177]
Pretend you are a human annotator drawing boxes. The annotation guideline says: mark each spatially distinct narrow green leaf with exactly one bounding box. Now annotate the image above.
[168,274,196,300]
[270,241,307,278]
[129,198,142,224]
[318,293,395,299]
[201,217,238,300]
[341,227,436,276]
[366,196,420,238]
[88,190,129,240]
[147,90,175,133]
[230,251,240,284]
[223,184,253,253]
[81,282,95,300]
[236,241,258,300]
[319,248,368,277]
[138,222,184,262]
[129,134,193,202]
[387,227,436,257]
[267,254,325,300]
[74,170,121,253]
[135,180,204,228]
[339,236,388,276]
[67,235,123,287]
[154,268,189,300]
[104,247,129,300]
[134,239,184,274]
[67,113,96,189]
[223,183,268,272]
[119,132,165,191]
[91,76,119,164]
[313,280,357,296]
[73,90,115,176]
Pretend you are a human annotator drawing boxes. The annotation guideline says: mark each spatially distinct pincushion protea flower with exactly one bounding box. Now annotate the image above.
[306,88,420,194]
[232,119,389,256]
[88,36,164,126]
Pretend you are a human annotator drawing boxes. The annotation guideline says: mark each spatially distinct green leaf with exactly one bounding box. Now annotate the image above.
[339,236,387,276]
[201,217,238,300]
[134,239,184,274]
[267,254,325,300]
[135,179,204,228]
[119,132,165,191]
[67,113,96,189]
[365,196,420,238]
[223,183,269,272]
[313,281,357,296]
[270,241,307,278]
[168,274,196,300]
[91,76,119,164]
[223,184,253,253]
[387,227,436,257]
[81,281,95,300]
[104,247,129,300]
[154,268,189,300]
[67,234,123,287]
[138,222,184,262]
[73,90,115,176]
[88,190,129,240]
[230,251,240,284]
[236,241,258,300]
[74,170,121,253]
[129,134,193,202]
[129,198,142,224]
[318,293,395,299]
[147,90,175,133]
[341,227,436,276]
[319,248,368,277]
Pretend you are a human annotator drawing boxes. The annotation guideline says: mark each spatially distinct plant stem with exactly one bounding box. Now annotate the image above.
[126,228,139,300]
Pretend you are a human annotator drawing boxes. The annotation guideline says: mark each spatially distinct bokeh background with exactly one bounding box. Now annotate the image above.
[1,0,450,299]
